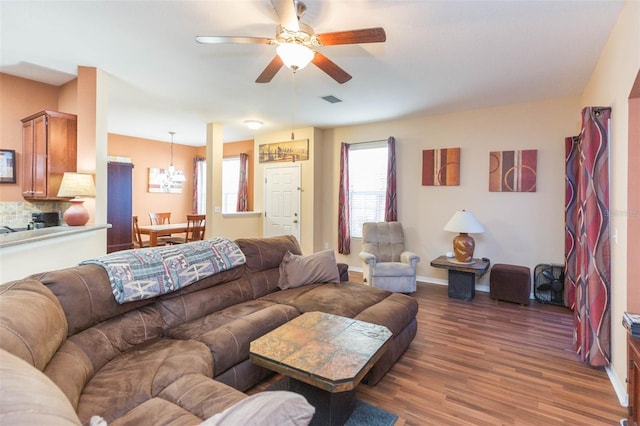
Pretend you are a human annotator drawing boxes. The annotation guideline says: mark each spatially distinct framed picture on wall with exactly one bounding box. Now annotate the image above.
[259,139,309,163]
[489,149,537,192]
[0,149,16,184]
[422,147,460,186]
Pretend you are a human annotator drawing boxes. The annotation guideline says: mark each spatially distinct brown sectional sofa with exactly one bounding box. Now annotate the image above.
[0,235,418,425]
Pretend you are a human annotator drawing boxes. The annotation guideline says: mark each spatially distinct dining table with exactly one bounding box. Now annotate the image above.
[137,222,188,247]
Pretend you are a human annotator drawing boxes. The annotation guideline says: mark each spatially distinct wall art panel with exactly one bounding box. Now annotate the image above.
[422,147,460,186]
[489,149,537,192]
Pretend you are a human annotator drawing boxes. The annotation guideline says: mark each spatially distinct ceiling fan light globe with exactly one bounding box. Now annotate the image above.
[277,43,314,70]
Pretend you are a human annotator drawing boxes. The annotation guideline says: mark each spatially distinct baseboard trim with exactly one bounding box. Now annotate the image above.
[348,267,489,294]
[607,365,629,407]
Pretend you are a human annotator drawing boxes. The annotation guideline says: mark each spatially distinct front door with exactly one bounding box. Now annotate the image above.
[264,164,301,242]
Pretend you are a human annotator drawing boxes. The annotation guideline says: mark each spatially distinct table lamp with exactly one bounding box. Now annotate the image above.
[57,172,96,226]
[443,210,485,263]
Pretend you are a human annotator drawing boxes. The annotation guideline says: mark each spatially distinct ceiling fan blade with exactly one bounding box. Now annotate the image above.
[195,36,272,45]
[256,55,284,83]
[317,27,386,46]
[312,53,352,84]
[271,0,299,32]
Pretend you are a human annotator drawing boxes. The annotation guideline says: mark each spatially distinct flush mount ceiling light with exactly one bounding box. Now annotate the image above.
[245,120,263,130]
[276,42,315,71]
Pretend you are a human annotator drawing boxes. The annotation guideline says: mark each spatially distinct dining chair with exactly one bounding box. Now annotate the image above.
[148,212,171,225]
[185,214,206,242]
[163,214,206,245]
[132,216,165,248]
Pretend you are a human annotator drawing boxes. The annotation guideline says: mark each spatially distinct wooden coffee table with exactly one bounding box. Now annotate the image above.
[250,311,392,425]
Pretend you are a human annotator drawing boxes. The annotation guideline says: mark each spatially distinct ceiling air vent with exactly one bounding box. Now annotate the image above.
[321,95,342,104]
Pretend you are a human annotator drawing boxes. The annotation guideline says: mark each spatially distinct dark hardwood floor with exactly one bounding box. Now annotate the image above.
[250,274,627,425]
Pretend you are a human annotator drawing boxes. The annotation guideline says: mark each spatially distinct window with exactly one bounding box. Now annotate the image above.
[349,143,388,238]
[222,157,240,213]
[195,159,206,214]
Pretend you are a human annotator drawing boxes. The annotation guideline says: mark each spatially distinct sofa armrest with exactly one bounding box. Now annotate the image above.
[359,251,377,267]
[337,263,350,282]
[401,251,421,268]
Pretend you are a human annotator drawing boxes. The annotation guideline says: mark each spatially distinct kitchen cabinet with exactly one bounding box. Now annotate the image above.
[630,334,640,426]
[21,110,77,199]
[107,161,134,253]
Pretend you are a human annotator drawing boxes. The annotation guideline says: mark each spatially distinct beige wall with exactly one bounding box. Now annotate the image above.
[254,127,317,254]
[321,97,580,288]
[580,0,640,401]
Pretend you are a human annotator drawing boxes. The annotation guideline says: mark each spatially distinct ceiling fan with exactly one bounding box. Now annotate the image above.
[195,0,386,84]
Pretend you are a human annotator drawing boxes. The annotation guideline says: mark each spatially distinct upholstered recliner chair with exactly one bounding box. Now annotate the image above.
[359,222,420,293]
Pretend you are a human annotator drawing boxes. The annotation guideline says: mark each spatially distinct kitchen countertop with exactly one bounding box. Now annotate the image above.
[0,224,111,249]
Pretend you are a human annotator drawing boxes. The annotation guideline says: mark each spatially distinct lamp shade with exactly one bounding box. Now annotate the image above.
[276,42,314,70]
[57,172,96,226]
[57,172,96,198]
[443,210,485,234]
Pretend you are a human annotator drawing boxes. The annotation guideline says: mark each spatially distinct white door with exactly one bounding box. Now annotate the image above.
[264,164,301,241]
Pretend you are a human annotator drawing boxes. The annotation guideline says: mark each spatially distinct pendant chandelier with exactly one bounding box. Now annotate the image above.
[162,131,186,184]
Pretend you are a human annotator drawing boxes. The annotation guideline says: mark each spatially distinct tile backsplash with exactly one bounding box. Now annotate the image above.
[0,201,68,227]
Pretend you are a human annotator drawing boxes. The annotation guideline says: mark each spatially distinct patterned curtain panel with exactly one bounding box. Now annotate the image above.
[564,136,579,310]
[193,156,205,214]
[236,153,249,212]
[338,143,351,254]
[565,106,611,367]
[385,136,397,221]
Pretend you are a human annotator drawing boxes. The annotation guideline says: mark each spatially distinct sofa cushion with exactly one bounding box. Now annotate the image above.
[76,338,213,424]
[44,339,95,410]
[157,276,254,329]
[110,374,248,425]
[201,391,315,426]
[262,281,394,319]
[0,349,81,425]
[0,280,67,370]
[33,265,154,336]
[109,397,202,426]
[68,305,165,374]
[278,250,340,290]
[159,374,247,418]
[166,300,300,376]
[236,235,302,272]
[354,292,419,335]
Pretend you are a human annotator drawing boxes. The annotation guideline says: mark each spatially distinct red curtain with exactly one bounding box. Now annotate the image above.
[565,106,611,367]
[385,136,397,222]
[338,143,350,254]
[236,153,249,212]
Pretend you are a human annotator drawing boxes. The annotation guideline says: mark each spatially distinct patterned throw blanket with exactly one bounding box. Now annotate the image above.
[81,237,246,304]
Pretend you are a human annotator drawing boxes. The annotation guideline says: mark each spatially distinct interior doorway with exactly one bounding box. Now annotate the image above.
[263,164,301,242]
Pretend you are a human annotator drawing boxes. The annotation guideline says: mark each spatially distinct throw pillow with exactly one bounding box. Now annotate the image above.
[200,391,315,426]
[278,249,341,290]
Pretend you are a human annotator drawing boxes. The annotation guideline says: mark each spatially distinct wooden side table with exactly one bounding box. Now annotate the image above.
[430,255,490,301]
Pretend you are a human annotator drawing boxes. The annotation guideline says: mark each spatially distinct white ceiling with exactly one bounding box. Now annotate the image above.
[0,0,624,146]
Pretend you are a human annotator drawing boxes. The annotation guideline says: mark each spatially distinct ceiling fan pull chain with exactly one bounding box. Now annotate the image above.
[291,70,296,140]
